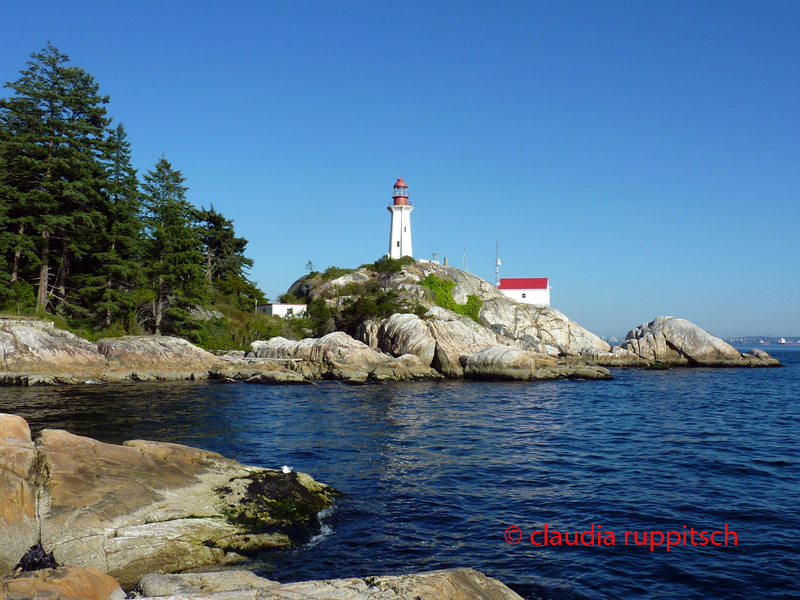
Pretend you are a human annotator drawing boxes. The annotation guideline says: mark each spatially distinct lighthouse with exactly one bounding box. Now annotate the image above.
[387,177,413,259]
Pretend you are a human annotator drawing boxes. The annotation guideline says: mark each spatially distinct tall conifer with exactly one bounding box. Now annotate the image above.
[77,123,143,325]
[141,157,204,334]
[0,43,110,312]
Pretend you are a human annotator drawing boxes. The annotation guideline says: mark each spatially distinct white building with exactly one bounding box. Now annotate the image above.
[388,177,413,259]
[498,278,550,306]
[256,303,307,318]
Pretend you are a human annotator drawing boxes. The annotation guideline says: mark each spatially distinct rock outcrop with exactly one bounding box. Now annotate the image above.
[0,322,320,386]
[479,297,609,354]
[377,313,438,366]
[373,309,500,378]
[0,414,339,588]
[621,317,782,367]
[98,335,218,381]
[462,346,611,380]
[250,332,442,382]
[133,568,523,600]
[425,307,502,377]
[0,322,107,385]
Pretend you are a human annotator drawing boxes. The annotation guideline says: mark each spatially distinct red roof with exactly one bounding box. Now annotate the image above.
[498,278,549,290]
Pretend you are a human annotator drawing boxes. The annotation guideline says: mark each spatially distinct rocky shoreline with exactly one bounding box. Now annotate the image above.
[0,309,781,387]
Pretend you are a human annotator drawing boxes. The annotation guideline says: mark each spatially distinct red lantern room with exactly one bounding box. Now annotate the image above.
[392,177,409,205]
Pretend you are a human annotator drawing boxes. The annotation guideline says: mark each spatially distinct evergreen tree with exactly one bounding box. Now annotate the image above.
[0,133,10,283]
[195,204,251,282]
[195,204,266,309]
[76,122,143,326]
[141,157,204,334]
[0,43,110,312]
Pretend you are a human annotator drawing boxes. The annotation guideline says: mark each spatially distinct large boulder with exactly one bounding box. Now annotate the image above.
[0,321,107,385]
[378,313,438,367]
[98,336,218,381]
[579,345,650,367]
[426,307,500,378]
[480,297,610,353]
[462,346,611,381]
[0,414,339,588]
[208,354,309,384]
[250,332,441,382]
[0,414,39,572]
[621,317,782,367]
[462,346,555,380]
[134,568,523,600]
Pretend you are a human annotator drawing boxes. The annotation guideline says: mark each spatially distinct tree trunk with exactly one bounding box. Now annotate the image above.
[206,248,213,282]
[155,274,163,335]
[36,230,50,312]
[106,278,113,326]
[10,224,25,283]
[55,241,69,308]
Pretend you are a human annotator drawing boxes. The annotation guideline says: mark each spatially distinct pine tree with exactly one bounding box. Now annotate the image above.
[0,44,110,312]
[141,157,204,335]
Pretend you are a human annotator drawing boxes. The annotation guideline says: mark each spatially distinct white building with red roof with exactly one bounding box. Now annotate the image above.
[498,278,550,306]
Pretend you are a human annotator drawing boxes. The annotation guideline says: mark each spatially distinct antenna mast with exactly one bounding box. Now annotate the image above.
[463,249,467,272]
[495,238,501,287]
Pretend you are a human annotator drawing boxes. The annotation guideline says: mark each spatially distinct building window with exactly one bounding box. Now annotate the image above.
[522,293,526,299]
[404,227,407,232]
[397,241,400,247]
[287,308,294,315]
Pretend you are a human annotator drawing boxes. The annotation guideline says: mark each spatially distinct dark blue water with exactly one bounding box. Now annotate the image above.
[1,348,798,599]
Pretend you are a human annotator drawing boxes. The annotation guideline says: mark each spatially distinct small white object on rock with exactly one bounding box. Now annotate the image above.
[282,465,293,473]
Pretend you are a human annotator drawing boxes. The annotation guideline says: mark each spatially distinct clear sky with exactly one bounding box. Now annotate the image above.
[2,0,798,338]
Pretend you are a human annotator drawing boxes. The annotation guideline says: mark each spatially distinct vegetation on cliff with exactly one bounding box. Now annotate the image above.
[420,273,482,322]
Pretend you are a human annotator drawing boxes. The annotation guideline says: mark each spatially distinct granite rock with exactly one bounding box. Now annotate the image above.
[621,317,782,367]
[0,567,125,600]
[0,323,107,385]
[134,568,523,600]
[479,298,610,353]
[98,335,218,381]
[250,332,441,382]
[0,414,338,588]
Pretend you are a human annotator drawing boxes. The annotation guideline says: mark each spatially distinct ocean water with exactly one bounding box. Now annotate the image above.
[1,347,798,599]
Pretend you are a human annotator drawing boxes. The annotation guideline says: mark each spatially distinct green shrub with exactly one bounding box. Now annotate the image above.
[420,274,482,322]
[0,281,36,314]
[397,255,416,267]
[321,266,355,281]
[278,292,306,304]
[361,254,414,272]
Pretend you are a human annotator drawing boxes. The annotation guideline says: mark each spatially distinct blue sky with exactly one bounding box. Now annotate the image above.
[2,1,798,338]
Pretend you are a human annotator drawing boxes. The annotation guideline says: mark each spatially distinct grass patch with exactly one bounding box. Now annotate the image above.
[420,274,482,322]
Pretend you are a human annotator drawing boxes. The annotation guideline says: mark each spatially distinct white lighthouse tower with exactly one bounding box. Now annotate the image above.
[387,177,413,259]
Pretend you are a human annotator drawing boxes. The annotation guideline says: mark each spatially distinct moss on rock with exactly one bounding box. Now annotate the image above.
[216,470,341,547]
